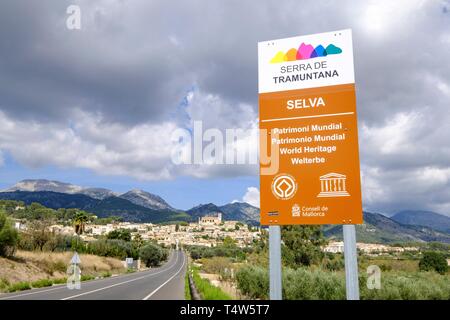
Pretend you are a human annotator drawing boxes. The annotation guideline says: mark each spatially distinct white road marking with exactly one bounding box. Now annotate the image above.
[61,252,180,300]
[261,111,354,122]
[0,284,67,300]
[142,252,186,300]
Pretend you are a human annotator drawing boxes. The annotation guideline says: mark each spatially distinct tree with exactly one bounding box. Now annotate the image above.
[29,219,53,251]
[419,251,449,274]
[107,229,132,242]
[0,212,18,257]
[73,211,89,235]
[223,236,237,249]
[139,243,167,267]
[281,226,328,267]
[132,233,144,249]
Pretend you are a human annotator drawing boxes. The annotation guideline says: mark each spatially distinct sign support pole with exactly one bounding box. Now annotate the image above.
[343,224,360,300]
[269,225,282,300]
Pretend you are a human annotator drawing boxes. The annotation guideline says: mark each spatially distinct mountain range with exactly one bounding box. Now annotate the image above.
[1,179,259,224]
[324,211,450,244]
[1,179,449,244]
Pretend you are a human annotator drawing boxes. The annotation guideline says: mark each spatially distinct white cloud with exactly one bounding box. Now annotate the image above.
[0,110,177,180]
[242,187,260,208]
[0,0,450,214]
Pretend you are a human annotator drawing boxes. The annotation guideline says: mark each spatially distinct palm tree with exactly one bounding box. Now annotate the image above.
[73,211,89,235]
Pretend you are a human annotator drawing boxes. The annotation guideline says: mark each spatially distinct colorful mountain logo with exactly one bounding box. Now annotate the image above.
[270,43,342,63]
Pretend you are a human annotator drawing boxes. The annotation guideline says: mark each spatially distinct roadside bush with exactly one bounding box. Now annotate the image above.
[8,281,31,292]
[139,243,168,267]
[188,245,248,261]
[0,212,18,257]
[323,254,345,271]
[236,265,450,300]
[284,268,345,300]
[0,278,10,291]
[85,239,138,260]
[235,265,269,299]
[81,274,96,281]
[31,279,53,288]
[419,251,448,274]
[359,271,450,300]
[52,278,67,285]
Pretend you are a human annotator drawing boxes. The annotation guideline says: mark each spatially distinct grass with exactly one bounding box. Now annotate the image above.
[191,266,232,300]
[80,274,96,282]
[52,278,67,285]
[0,278,10,291]
[184,269,191,300]
[31,279,53,288]
[8,281,31,293]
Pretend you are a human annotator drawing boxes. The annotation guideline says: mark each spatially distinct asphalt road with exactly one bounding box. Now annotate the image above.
[0,250,186,300]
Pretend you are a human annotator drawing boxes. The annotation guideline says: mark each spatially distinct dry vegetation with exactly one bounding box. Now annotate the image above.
[0,250,126,289]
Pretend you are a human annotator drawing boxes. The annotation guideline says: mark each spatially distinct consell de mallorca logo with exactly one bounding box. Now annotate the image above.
[270,43,342,63]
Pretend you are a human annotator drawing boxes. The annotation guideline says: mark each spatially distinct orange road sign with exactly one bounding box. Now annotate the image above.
[259,29,363,225]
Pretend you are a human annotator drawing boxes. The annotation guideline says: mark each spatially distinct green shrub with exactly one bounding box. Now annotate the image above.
[102,271,112,278]
[8,282,31,292]
[52,278,67,285]
[85,239,138,260]
[81,274,95,281]
[0,212,18,257]
[31,279,53,288]
[235,265,269,299]
[185,270,192,300]
[139,243,168,267]
[0,278,10,291]
[236,265,450,300]
[282,268,345,300]
[188,245,249,261]
[419,252,448,274]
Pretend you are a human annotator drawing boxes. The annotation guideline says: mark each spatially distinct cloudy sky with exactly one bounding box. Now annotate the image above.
[0,0,449,214]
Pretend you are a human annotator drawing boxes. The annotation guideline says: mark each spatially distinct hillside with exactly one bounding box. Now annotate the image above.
[0,191,98,210]
[119,189,174,211]
[186,203,223,220]
[391,210,450,233]
[0,191,190,224]
[324,211,450,244]
[90,196,190,223]
[0,251,125,292]
[220,202,260,225]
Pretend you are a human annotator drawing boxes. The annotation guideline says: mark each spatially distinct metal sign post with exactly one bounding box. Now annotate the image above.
[269,226,282,300]
[343,224,360,300]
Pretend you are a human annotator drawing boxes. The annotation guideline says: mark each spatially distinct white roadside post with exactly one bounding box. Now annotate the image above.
[269,225,282,300]
[343,224,360,300]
